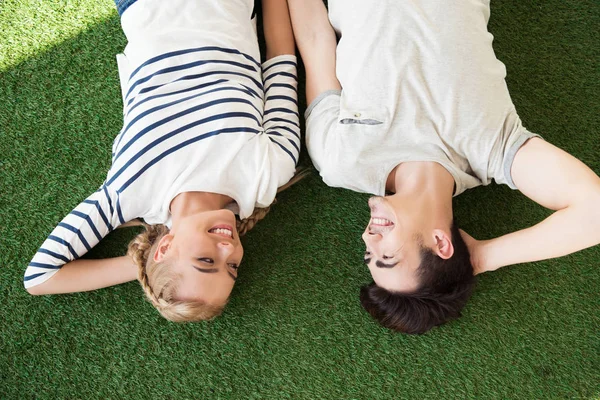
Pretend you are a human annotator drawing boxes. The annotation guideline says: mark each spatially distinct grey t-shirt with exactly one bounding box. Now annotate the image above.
[306,0,539,196]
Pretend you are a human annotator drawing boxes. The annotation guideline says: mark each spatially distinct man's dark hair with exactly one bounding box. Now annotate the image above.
[360,221,475,334]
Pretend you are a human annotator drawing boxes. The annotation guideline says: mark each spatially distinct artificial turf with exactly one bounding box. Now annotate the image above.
[1,0,599,398]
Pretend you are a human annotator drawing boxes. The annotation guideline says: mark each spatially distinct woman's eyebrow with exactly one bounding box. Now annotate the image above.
[193,266,237,281]
[193,266,219,273]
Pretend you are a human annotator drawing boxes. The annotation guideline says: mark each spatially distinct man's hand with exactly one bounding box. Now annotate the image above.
[459,229,492,275]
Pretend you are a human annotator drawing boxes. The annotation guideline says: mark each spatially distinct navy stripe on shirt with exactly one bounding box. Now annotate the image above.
[124,79,227,116]
[264,117,300,128]
[82,199,114,231]
[127,70,264,106]
[117,125,261,193]
[70,210,103,242]
[125,59,258,101]
[263,60,297,72]
[48,235,79,259]
[264,71,298,83]
[28,262,61,270]
[24,272,48,282]
[266,131,300,154]
[266,95,298,105]
[264,107,300,118]
[58,223,91,252]
[128,46,261,82]
[37,248,70,263]
[113,97,262,164]
[268,136,298,165]
[266,83,296,92]
[269,125,300,139]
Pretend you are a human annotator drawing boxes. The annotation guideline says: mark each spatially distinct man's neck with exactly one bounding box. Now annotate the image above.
[386,162,455,224]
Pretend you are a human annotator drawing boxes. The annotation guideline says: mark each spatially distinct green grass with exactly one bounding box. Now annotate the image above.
[1,0,599,398]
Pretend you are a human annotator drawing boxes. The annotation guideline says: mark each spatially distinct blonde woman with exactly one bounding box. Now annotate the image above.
[24,0,300,322]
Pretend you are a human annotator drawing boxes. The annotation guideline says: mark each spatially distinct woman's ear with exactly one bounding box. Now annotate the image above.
[153,234,174,262]
[432,229,454,260]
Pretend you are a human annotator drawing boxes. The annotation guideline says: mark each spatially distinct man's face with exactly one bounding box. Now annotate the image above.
[362,196,423,293]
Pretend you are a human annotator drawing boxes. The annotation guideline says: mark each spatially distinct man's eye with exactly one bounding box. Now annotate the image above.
[382,255,391,260]
[228,263,239,270]
[364,251,371,257]
[199,258,214,264]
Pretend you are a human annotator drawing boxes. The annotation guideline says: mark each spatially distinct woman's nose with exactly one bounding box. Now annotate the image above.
[217,241,234,255]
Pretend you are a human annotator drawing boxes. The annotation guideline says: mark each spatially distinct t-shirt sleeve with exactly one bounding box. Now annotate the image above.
[24,185,122,289]
[261,55,300,167]
[304,91,341,177]
[487,112,542,189]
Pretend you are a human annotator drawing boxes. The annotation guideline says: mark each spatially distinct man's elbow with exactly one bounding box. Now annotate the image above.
[590,193,600,226]
[581,188,600,233]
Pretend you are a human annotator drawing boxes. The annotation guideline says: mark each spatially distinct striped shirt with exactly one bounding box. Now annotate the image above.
[24,0,300,289]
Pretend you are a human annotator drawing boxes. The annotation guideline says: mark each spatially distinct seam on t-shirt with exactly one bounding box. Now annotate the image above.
[304,89,342,119]
[503,130,542,189]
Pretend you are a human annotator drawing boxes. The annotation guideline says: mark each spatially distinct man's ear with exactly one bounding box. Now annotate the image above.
[432,229,454,260]
[153,234,174,262]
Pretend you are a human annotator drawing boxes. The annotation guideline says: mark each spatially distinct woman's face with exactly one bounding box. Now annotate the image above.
[154,209,244,306]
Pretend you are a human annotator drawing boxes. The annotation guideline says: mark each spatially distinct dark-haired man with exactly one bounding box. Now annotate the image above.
[287,0,600,333]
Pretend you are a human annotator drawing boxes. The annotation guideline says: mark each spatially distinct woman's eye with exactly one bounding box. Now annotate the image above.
[228,264,239,270]
[364,251,371,257]
[199,258,214,264]
[382,255,391,260]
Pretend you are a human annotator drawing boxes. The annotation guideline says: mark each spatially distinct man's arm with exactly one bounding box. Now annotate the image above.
[27,256,138,295]
[287,0,341,104]
[464,138,600,273]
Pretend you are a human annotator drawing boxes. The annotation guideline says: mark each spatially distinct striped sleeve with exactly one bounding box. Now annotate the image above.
[24,186,121,289]
[262,55,300,166]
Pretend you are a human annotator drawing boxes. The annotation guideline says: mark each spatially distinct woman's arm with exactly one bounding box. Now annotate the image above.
[261,2,301,168]
[25,186,125,293]
[287,0,341,104]
[27,256,137,295]
[262,0,296,59]
[464,138,600,273]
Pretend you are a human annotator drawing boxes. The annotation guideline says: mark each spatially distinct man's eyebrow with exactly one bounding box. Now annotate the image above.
[375,260,398,269]
[193,266,218,273]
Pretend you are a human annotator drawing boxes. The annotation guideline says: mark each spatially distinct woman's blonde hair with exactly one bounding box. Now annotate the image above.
[126,166,311,322]
[127,224,224,322]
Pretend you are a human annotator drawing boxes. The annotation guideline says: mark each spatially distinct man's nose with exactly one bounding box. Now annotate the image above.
[362,230,382,243]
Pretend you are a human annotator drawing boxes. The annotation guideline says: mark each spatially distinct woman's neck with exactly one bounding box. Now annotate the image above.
[169,192,233,223]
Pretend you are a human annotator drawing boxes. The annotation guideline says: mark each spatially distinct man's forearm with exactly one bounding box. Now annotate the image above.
[287,0,341,104]
[482,201,600,271]
[27,255,138,295]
